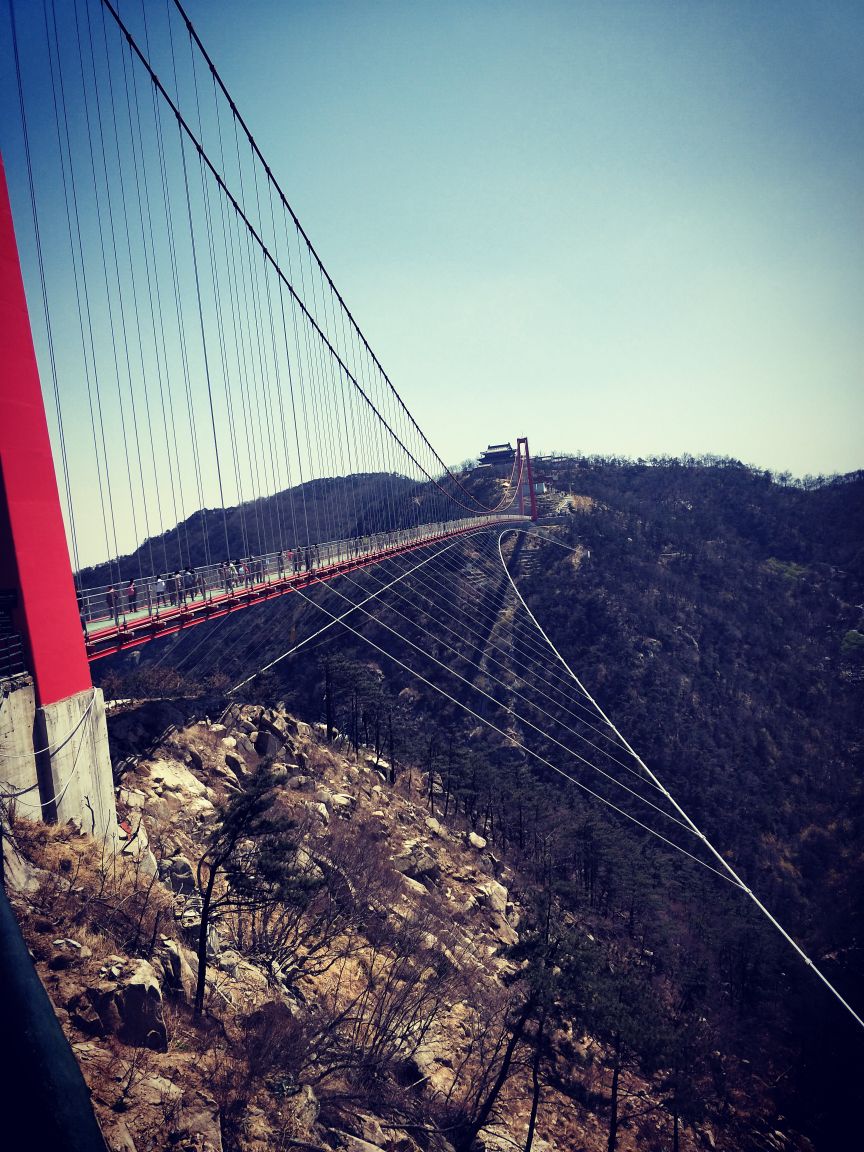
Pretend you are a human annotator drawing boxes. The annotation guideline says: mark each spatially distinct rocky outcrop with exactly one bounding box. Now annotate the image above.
[71,958,168,1051]
[156,936,198,1002]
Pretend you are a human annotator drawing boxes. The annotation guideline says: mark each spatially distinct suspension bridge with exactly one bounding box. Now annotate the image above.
[1,3,861,1094]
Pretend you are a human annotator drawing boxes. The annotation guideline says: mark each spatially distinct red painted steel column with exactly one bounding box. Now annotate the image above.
[0,152,92,707]
[517,437,538,521]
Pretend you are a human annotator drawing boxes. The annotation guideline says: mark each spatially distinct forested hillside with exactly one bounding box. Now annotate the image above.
[96,457,864,1149]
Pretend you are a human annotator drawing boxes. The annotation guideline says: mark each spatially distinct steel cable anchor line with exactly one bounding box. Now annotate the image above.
[497,527,864,1032]
[272,549,744,887]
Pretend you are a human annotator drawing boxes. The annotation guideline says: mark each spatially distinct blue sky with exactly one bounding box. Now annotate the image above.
[167,0,864,476]
[174,0,863,477]
[1,0,862,570]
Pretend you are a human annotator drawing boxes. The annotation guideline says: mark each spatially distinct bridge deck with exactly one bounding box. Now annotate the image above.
[82,517,525,661]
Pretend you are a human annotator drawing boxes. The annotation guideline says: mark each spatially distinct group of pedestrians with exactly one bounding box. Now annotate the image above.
[85,529,415,630]
[153,569,205,607]
[219,556,276,593]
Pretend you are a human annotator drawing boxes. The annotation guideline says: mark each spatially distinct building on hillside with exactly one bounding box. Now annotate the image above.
[479,442,516,466]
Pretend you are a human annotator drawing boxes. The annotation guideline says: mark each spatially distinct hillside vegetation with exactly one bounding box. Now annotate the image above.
[90,456,864,1149]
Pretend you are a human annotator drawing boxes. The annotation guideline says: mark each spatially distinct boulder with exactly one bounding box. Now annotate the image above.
[336,1137,387,1152]
[118,959,168,1050]
[475,880,508,915]
[293,1084,319,1130]
[164,854,197,894]
[68,992,105,1037]
[425,816,445,838]
[157,937,197,1002]
[236,735,257,758]
[491,914,519,948]
[135,1073,182,1108]
[306,801,330,825]
[358,1115,387,1147]
[80,959,167,1051]
[174,1092,223,1152]
[254,729,281,758]
[143,793,171,823]
[395,842,440,881]
[224,753,248,779]
[147,758,208,798]
[49,937,92,970]
[331,792,356,813]
[467,831,487,850]
[216,949,243,976]
[1,836,42,893]
[257,709,280,736]
[117,786,147,809]
[400,875,428,897]
[102,1118,137,1152]
[187,747,204,773]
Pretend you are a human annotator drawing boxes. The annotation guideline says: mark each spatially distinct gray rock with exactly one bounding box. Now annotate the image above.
[236,735,257,758]
[79,960,167,1051]
[395,843,440,881]
[1,837,42,894]
[254,729,281,758]
[139,848,159,878]
[175,1091,222,1152]
[118,959,168,1050]
[294,1083,319,1129]
[68,992,105,1036]
[476,880,508,915]
[216,948,243,975]
[467,831,487,850]
[49,938,92,970]
[102,1118,137,1152]
[157,938,197,1002]
[224,753,247,779]
[118,786,147,809]
[491,914,519,947]
[164,855,196,894]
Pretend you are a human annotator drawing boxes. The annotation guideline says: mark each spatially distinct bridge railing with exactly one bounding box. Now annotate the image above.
[0,633,28,683]
[76,515,526,639]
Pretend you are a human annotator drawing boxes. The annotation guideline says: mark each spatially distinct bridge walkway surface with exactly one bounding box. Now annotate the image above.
[81,516,527,661]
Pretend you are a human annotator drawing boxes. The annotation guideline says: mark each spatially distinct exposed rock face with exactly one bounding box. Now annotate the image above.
[254,729,281,758]
[118,959,168,1050]
[49,937,92,970]
[175,1091,223,1152]
[74,959,168,1051]
[163,854,197,894]
[476,879,508,915]
[224,752,247,780]
[156,937,197,1002]
[395,839,440,881]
